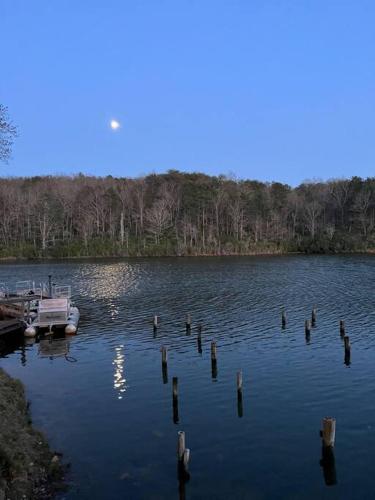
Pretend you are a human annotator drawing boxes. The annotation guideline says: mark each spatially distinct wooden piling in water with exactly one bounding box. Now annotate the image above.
[183,449,190,472]
[161,346,168,384]
[211,341,218,379]
[281,308,287,329]
[153,315,158,335]
[311,308,317,327]
[197,326,202,354]
[344,336,350,353]
[320,444,337,486]
[211,341,217,361]
[305,320,311,335]
[177,431,185,461]
[177,431,190,480]
[321,417,336,448]
[161,346,168,366]
[186,314,191,334]
[339,320,345,337]
[237,370,243,418]
[237,370,243,393]
[173,377,178,399]
[172,377,179,423]
[344,335,351,365]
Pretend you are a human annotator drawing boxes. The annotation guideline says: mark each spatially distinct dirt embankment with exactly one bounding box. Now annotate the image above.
[0,369,65,499]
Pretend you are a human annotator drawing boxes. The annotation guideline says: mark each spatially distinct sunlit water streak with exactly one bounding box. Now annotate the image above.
[0,255,374,499]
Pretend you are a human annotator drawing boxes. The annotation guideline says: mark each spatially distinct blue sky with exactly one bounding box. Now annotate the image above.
[1,0,374,185]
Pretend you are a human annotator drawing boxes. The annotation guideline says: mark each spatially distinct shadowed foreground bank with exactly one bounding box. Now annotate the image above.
[0,368,65,499]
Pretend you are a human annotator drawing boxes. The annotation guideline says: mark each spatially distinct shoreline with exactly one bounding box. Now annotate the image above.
[0,249,375,262]
[0,368,65,499]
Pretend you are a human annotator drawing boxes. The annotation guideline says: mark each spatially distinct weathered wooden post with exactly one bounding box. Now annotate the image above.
[161,346,168,366]
[161,346,168,384]
[173,377,179,424]
[321,417,336,448]
[237,370,243,393]
[344,335,351,365]
[320,416,337,484]
[320,444,337,486]
[237,370,243,418]
[211,341,217,361]
[339,320,345,337]
[183,449,190,472]
[311,308,317,327]
[305,319,311,336]
[153,315,158,336]
[281,308,287,329]
[186,314,191,334]
[177,431,190,480]
[197,324,202,354]
[211,341,217,379]
[177,430,185,461]
[344,336,350,353]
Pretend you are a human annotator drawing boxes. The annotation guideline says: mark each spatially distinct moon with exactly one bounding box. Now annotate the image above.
[110,119,120,130]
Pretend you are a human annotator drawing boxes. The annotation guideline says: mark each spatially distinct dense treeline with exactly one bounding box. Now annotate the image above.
[0,171,374,258]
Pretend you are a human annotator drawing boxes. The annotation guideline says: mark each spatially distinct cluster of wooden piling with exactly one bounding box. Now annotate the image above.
[281,308,352,364]
[154,312,246,488]
[154,309,349,488]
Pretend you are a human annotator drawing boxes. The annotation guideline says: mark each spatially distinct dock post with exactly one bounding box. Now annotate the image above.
[186,314,191,334]
[344,336,351,365]
[320,444,337,486]
[281,308,287,329]
[320,418,337,486]
[339,320,345,337]
[237,370,243,393]
[211,341,217,361]
[321,417,336,448]
[237,370,243,418]
[211,341,217,379]
[161,346,168,384]
[161,346,168,366]
[197,324,202,354]
[305,320,311,336]
[173,377,179,424]
[153,315,158,333]
[311,308,317,327]
[177,430,185,461]
[177,431,190,480]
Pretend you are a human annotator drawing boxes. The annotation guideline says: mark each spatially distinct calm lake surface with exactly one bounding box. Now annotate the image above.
[1,255,375,499]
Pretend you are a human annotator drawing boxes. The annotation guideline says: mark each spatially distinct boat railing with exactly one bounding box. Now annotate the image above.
[15,280,36,296]
[53,285,72,299]
[0,280,72,300]
[0,283,8,298]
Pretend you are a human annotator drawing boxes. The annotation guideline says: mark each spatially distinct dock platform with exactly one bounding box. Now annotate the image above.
[0,319,24,336]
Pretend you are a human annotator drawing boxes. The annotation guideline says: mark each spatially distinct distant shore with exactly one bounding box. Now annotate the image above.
[0,249,375,262]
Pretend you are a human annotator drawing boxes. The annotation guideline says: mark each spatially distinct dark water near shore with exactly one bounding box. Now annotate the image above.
[1,256,375,499]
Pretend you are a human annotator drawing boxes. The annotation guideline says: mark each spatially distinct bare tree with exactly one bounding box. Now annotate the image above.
[0,105,17,163]
[145,199,171,244]
[353,188,373,236]
[304,201,322,238]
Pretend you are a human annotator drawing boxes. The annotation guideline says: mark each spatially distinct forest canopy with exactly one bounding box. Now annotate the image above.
[0,171,374,258]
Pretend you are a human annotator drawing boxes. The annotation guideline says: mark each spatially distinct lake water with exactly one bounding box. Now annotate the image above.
[1,256,375,500]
